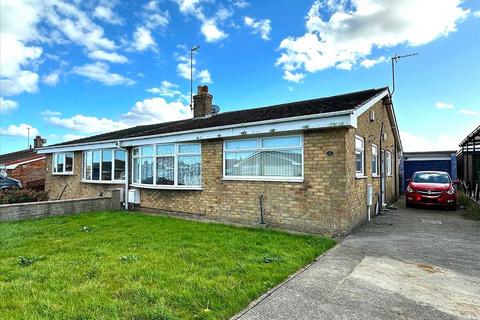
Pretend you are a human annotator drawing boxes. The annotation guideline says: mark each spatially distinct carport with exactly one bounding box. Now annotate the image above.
[458,125,480,201]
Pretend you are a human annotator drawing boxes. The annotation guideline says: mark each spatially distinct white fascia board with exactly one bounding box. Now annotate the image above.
[404,157,452,161]
[120,113,354,147]
[354,89,389,117]
[5,156,46,169]
[36,142,118,154]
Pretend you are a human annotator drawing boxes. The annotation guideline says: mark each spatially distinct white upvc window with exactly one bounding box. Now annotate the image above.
[355,136,365,177]
[132,143,201,189]
[223,135,303,182]
[82,149,126,183]
[386,150,392,176]
[52,152,74,175]
[371,144,379,177]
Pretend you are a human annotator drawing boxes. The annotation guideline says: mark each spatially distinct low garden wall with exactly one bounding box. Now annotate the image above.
[0,189,121,222]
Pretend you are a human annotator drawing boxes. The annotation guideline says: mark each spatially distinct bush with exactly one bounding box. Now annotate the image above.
[0,189,49,205]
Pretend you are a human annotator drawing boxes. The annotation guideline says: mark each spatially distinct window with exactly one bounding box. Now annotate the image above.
[132,143,202,188]
[52,152,74,174]
[371,144,378,176]
[386,151,392,176]
[355,136,365,176]
[82,149,126,183]
[224,135,303,181]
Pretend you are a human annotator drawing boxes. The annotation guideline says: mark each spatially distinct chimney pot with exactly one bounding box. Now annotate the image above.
[33,135,45,148]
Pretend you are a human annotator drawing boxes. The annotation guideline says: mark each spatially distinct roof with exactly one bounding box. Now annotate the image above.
[47,87,388,148]
[459,125,480,147]
[0,148,45,166]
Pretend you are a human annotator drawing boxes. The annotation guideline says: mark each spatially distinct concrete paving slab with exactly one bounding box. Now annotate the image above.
[234,199,480,320]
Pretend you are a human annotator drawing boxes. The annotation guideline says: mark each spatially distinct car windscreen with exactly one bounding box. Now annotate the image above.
[412,173,450,184]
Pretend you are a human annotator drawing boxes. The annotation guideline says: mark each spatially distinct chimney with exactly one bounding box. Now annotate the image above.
[33,135,46,149]
[193,85,213,118]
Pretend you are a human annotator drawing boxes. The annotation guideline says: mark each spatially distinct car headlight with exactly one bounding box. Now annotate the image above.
[447,188,455,195]
[406,186,413,193]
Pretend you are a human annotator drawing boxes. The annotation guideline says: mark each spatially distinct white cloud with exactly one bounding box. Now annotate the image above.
[175,0,229,42]
[435,102,454,109]
[63,133,86,141]
[0,33,42,96]
[147,81,188,101]
[122,97,191,125]
[142,1,170,29]
[93,5,123,25]
[72,62,134,86]
[176,53,212,84]
[41,110,62,117]
[0,97,18,114]
[132,26,156,51]
[201,20,228,42]
[244,16,271,40]
[276,0,469,81]
[0,123,39,138]
[474,11,480,18]
[88,50,128,63]
[42,71,60,86]
[360,56,386,68]
[400,131,462,152]
[44,113,127,134]
[459,109,479,115]
[232,0,249,9]
[283,71,305,83]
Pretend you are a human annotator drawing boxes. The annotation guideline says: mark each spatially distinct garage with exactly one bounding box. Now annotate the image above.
[401,151,457,191]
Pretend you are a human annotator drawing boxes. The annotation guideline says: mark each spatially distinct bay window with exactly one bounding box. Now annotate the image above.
[52,152,74,174]
[355,136,365,177]
[82,149,125,183]
[132,143,202,188]
[371,144,378,176]
[223,135,303,181]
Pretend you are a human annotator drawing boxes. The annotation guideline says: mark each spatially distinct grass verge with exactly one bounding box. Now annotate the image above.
[458,193,480,220]
[0,212,335,319]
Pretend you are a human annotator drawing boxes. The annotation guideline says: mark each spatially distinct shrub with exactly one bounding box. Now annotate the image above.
[0,189,49,205]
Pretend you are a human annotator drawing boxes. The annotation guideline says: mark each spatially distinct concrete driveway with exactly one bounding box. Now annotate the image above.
[234,198,480,320]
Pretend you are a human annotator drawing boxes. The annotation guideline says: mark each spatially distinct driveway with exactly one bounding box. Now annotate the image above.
[234,198,480,320]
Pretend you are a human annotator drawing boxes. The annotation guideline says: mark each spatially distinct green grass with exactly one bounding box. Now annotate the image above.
[0,212,335,320]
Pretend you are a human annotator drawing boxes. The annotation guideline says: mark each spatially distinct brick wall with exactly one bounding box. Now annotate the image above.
[7,158,45,188]
[0,189,121,221]
[45,153,123,200]
[345,99,399,228]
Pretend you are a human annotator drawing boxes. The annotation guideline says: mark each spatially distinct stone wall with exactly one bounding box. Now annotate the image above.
[0,190,121,222]
[345,99,399,229]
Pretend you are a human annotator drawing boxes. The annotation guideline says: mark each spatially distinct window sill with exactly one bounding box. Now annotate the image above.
[130,183,203,191]
[51,172,74,176]
[372,175,380,178]
[222,177,304,183]
[355,175,367,179]
[81,180,125,185]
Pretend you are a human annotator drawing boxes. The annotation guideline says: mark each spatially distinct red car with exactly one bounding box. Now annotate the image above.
[406,171,457,210]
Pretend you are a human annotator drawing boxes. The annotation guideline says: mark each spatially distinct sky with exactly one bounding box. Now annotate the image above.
[0,0,479,154]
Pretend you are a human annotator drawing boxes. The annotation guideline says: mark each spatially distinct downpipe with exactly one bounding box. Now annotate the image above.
[116,140,129,211]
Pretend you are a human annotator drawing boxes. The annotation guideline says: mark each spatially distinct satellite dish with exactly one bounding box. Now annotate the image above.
[211,104,220,114]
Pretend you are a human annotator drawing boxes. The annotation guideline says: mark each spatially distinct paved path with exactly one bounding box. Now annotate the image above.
[234,199,480,320]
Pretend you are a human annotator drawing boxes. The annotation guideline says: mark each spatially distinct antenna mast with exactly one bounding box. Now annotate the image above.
[27,127,30,149]
[190,46,200,111]
[391,52,418,95]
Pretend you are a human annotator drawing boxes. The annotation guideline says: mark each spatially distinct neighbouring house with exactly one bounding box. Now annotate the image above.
[37,86,402,235]
[401,150,457,192]
[457,125,480,201]
[0,136,47,190]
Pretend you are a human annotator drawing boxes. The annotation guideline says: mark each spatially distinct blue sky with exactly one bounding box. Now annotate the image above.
[1,0,479,154]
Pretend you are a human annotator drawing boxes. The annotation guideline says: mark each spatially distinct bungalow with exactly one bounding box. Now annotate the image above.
[37,86,402,235]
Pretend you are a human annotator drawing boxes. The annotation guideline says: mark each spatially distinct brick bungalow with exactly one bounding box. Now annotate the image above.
[1,136,47,190]
[37,86,402,235]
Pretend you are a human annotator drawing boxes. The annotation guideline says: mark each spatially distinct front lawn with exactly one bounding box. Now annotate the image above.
[0,212,334,319]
